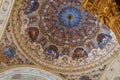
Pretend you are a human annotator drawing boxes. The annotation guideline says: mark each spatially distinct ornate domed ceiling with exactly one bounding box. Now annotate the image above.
[10,0,118,73]
[0,0,120,80]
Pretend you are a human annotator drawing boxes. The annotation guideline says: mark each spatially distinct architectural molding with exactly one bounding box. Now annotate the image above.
[0,65,64,80]
[0,0,15,41]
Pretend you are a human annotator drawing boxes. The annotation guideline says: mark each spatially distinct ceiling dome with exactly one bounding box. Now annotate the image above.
[39,0,99,47]
[11,0,118,72]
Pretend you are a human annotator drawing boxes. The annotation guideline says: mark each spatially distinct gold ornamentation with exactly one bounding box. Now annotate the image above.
[82,0,120,44]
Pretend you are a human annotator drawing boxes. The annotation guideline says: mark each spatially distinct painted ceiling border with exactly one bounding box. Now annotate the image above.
[0,65,65,80]
[0,0,15,41]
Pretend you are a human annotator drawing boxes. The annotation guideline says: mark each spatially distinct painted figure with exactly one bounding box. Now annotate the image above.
[25,27,39,42]
[45,45,59,60]
[26,0,39,14]
[73,48,88,60]
[97,33,112,49]
[2,47,14,58]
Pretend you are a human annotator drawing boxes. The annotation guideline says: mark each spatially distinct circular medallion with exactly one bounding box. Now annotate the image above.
[59,7,81,28]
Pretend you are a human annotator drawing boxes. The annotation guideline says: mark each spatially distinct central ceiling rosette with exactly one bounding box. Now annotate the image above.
[40,0,99,47]
[59,6,81,28]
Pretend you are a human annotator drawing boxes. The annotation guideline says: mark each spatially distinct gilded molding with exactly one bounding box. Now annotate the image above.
[82,0,120,44]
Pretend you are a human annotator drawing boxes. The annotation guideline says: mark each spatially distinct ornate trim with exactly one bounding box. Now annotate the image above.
[0,65,65,80]
[0,0,15,41]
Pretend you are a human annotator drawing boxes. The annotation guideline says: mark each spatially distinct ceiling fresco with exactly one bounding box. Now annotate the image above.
[0,0,120,80]
[10,0,118,72]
